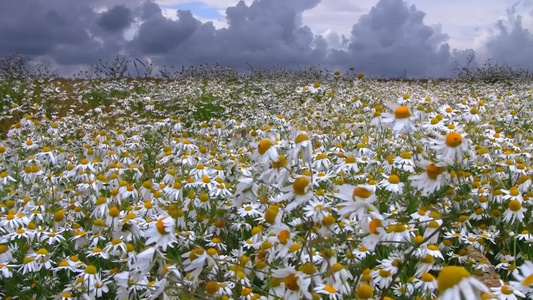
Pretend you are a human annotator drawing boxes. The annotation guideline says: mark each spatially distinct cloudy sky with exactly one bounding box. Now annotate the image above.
[1,0,532,77]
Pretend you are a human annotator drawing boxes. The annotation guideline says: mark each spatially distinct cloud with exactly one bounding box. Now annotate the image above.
[98,5,133,32]
[130,0,327,69]
[0,0,130,71]
[477,3,533,69]
[130,3,201,55]
[326,0,457,77]
[1,0,528,78]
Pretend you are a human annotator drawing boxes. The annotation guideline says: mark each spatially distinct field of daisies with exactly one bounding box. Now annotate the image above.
[1,73,533,300]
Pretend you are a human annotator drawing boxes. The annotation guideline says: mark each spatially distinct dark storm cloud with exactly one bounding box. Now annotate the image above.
[327,0,456,77]
[481,4,533,69]
[98,5,133,32]
[130,5,201,55]
[128,0,326,70]
[0,0,128,70]
[128,0,458,76]
[2,0,524,77]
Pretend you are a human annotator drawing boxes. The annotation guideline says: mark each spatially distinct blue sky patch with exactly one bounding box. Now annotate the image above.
[159,2,224,19]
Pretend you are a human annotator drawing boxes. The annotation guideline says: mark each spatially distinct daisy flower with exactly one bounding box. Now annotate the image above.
[437,266,489,300]
[380,105,416,133]
[255,139,279,168]
[334,184,378,220]
[272,267,312,300]
[314,283,342,300]
[144,216,176,251]
[409,160,448,196]
[274,176,314,212]
[490,281,525,300]
[510,260,533,294]
[502,200,525,224]
[290,132,313,165]
[414,272,437,295]
[238,202,262,217]
[393,151,416,173]
[378,174,404,194]
[430,131,470,163]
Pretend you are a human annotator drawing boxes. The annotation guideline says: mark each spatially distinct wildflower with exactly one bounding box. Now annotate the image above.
[144,216,176,251]
[437,266,489,300]
[378,173,404,194]
[255,139,279,168]
[335,185,378,220]
[274,176,314,212]
[409,160,448,195]
[272,267,312,300]
[431,131,471,163]
[291,132,313,165]
[502,200,525,224]
[510,260,533,294]
[380,105,416,133]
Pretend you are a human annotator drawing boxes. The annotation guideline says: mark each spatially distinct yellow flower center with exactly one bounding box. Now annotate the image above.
[509,200,522,212]
[421,272,435,282]
[437,266,470,293]
[322,215,336,226]
[206,281,219,295]
[356,284,373,299]
[345,156,356,164]
[352,187,371,199]
[299,262,316,275]
[379,269,391,277]
[428,244,439,251]
[108,207,120,218]
[293,177,310,195]
[324,285,336,293]
[258,140,273,155]
[284,274,299,291]
[426,163,445,180]
[85,265,97,275]
[278,230,290,244]
[156,218,168,235]
[388,174,400,184]
[522,274,533,286]
[387,223,406,233]
[369,218,382,235]
[271,155,288,168]
[394,106,411,119]
[295,134,308,144]
[189,248,204,260]
[400,151,412,159]
[501,285,514,295]
[445,132,462,148]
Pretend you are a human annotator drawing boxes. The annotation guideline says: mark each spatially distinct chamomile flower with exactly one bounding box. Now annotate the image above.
[238,202,261,218]
[274,176,314,212]
[271,267,312,300]
[144,216,176,251]
[437,266,489,300]
[502,200,525,224]
[409,160,448,195]
[380,105,416,133]
[510,260,533,294]
[430,131,471,163]
[490,281,525,300]
[291,132,313,165]
[335,184,378,220]
[414,272,438,295]
[255,139,279,168]
[378,173,404,194]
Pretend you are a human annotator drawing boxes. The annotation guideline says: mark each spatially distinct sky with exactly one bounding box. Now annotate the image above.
[1,0,532,77]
